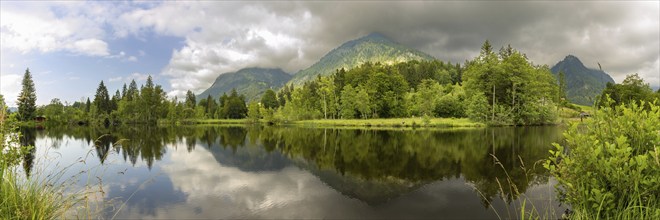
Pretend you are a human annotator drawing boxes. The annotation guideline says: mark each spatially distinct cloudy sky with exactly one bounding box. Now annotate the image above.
[1,1,658,106]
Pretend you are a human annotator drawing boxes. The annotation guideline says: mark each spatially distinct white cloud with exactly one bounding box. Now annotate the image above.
[0,2,111,57]
[106,72,151,85]
[116,72,153,85]
[68,38,109,56]
[115,2,317,98]
[108,76,123,82]
[110,2,659,98]
[0,74,22,106]
[107,50,139,62]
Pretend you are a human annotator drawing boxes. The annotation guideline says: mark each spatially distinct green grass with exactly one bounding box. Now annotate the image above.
[189,119,248,124]
[160,118,249,125]
[290,117,484,128]
[557,103,597,125]
[1,118,117,219]
[572,103,594,112]
[0,145,110,220]
[163,117,484,128]
[1,165,71,219]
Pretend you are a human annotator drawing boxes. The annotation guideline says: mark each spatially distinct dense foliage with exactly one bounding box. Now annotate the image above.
[463,42,558,125]
[546,98,660,219]
[278,60,464,121]
[598,73,659,109]
[34,76,169,125]
[219,89,248,119]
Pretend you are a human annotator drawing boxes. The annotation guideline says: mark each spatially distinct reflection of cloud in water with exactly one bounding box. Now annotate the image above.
[204,141,291,172]
[113,142,551,219]
[120,145,372,219]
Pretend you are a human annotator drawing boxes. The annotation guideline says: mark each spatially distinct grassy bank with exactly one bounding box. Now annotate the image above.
[162,117,484,128]
[158,118,248,125]
[1,110,71,219]
[291,117,484,128]
[1,110,105,219]
[1,164,72,219]
[184,119,248,124]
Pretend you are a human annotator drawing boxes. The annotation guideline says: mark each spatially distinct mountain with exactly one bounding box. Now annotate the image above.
[550,55,615,106]
[289,32,435,85]
[197,67,292,101]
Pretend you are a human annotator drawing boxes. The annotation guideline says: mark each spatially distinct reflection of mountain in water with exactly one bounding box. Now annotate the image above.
[203,141,292,172]
[300,161,427,205]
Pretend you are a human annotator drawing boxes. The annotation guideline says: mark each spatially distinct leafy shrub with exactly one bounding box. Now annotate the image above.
[545,99,660,219]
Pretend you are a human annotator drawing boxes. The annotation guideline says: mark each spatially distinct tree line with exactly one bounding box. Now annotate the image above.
[269,41,560,125]
[597,73,660,108]
[13,41,659,126]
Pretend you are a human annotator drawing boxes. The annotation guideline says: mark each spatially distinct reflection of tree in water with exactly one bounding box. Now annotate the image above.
[40,124,562,206]
[253,126,562,205]
[41,125,254,170]
[116,127,171,169]
[41,125,176,169]
[94,134,116,164]
[20,127,37,176]
[219,126,247,152]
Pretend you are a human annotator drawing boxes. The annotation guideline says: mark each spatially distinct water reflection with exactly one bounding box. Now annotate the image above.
[28,125,563,219]
[19,126,37,176]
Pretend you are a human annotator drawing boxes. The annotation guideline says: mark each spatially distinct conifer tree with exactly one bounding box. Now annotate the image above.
[94,81,111,114]
[17,68,37,121]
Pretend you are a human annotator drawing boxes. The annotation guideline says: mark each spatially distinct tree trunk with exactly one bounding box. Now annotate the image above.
[492,85,495,121]
[323,95,327,119]
[512,83,515,109]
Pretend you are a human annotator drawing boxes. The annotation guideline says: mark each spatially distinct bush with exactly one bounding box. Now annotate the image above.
[545,99,660,219]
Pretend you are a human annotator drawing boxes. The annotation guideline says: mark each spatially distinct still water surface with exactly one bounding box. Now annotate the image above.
[22,125,565,219]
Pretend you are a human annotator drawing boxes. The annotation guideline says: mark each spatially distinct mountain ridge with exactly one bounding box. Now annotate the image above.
[197,67,292,101]
[550,55,615,106]
[289,33,435,85]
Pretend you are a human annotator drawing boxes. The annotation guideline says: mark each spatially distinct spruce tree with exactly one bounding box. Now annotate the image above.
[185,90,196,109]
[17,68,37,121]
[85,98,91,113]
[94,81,110,114]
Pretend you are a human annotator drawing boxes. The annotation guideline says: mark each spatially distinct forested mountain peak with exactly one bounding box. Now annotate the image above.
[197,67,291,102]
[289,32,435,85]
[550,55,615,106]
[343,32,392,46]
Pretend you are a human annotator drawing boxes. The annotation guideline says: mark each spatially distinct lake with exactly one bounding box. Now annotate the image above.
[21,125,566,219]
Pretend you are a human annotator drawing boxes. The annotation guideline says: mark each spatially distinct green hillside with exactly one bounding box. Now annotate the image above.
[197,67,292,101]
[550,55,615,106]
[289,33,435,85]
